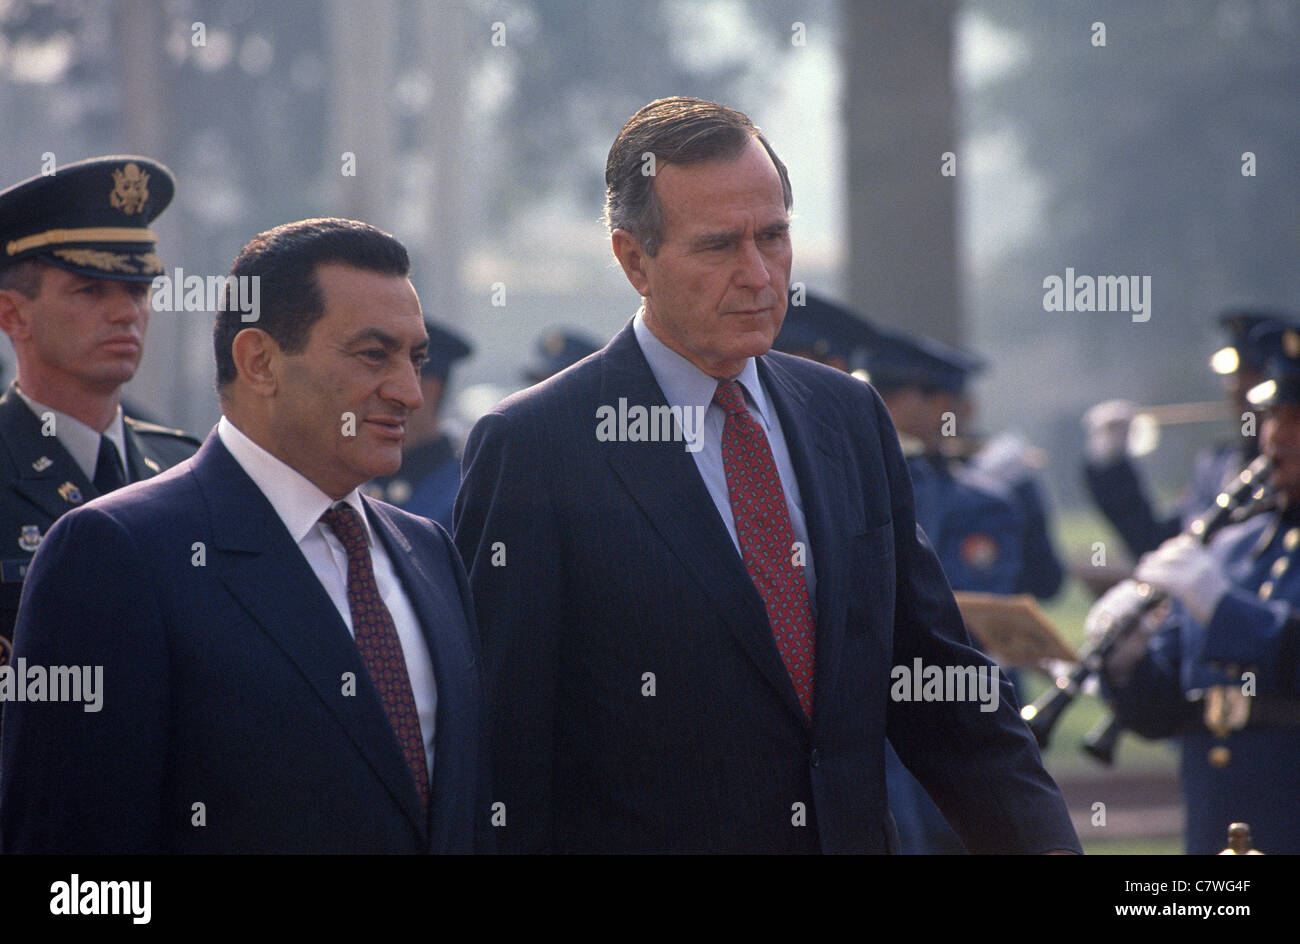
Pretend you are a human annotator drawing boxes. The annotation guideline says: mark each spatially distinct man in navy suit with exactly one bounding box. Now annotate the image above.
[454,97,1079,853]
[0,218,485,853]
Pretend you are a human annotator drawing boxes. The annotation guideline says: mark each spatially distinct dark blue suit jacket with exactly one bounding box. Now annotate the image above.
[454,323,1079,854]
[0,432,486,854]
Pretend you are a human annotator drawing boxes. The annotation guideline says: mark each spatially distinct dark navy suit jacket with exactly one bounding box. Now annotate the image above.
[0,432,486,853]
[454,322,1079,854]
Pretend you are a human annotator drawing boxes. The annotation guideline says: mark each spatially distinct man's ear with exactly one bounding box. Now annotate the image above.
[611,228,652,297]
[0,289,34,343]
[230,328,281,396]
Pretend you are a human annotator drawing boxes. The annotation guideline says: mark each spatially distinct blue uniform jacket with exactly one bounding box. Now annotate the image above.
[1111,505,1300,854]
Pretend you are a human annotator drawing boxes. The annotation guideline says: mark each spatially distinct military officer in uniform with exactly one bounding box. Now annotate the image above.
[1082,309,1289,560]
[366,319,472,530]
[522,327,600,385]
[0,156,199,668]
[1093,319,1300,854]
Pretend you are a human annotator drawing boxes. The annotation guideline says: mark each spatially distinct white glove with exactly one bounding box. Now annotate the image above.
[971,431,1038,484]
[1084,580,1151,648]
[1082,399,1136,464]
[1133,534,1230,626]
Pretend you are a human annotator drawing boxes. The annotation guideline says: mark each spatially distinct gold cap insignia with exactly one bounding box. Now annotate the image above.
[1285,329,1300,360]
[52,248,137,274]
[110,162,150,215]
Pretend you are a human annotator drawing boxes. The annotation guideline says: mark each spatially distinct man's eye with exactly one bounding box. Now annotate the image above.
[360,349,387,362]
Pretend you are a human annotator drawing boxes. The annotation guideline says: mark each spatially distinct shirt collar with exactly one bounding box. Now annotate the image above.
[14,385,126,482]
[632,309,771,430]
[217,415,371,546]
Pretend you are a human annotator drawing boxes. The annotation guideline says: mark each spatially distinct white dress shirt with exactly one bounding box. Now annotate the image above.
[217,416,437,778]
[15,386,128,484]
[633,310,818,603]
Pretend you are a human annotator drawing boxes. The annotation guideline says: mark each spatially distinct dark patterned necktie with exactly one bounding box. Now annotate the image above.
[93,436,126,493]
[321,503,430,810]
[713,379,816,718]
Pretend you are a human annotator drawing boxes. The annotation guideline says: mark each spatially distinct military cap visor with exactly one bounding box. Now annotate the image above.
[863,327,985,395]
[775,290,880,363]
[1212,309,1292,375]
[0,156,175,283]
[1246,321,1300,408]
[421,319,473,379]
[525,328,600,381]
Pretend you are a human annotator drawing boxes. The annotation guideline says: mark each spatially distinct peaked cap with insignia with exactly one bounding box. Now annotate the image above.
[0,155,175,282]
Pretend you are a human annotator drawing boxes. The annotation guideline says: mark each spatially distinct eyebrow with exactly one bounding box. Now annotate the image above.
[689,220,790,251]
[344,327,429,352]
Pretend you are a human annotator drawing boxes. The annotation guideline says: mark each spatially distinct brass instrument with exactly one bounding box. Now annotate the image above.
[1021,455,1276,756]
[1128,400,1232,457]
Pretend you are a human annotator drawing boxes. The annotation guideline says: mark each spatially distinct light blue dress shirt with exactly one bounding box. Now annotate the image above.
[632,310,817,603]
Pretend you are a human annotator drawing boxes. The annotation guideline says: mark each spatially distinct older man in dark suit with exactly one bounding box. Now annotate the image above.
[454,97,1079,853]
[1,218,485,853]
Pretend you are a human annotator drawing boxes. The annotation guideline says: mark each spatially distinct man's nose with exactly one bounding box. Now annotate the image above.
[732,239,771,290]
[385,359,424,412]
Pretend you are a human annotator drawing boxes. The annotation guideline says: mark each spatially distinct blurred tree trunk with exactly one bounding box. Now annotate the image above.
[417,0,468,328]
[327,0,397,224]
[843,0,961,344]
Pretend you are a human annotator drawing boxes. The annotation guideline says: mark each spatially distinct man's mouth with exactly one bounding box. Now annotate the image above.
[99,335,142,352]
[364,417,407,440]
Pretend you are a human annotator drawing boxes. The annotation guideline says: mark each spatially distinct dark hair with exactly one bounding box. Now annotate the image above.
[603,96,793,256]
[213,218,409,387]
[0,259,45,298]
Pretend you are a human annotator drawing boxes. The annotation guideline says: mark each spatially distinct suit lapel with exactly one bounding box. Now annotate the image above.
[757,356,857,725]
[192,433,429,840]
[598,326,809,723]
[366,498,477,849]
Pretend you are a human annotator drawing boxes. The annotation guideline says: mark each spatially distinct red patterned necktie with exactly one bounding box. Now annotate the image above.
[713,379,816,718]
[321,503,430,811]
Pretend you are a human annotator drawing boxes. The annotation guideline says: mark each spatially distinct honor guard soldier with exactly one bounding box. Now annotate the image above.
[0,156,199,668]
[523,327,599,385]
[1082,309,1289,560]
[366,318,472,530]
[864,328,1029,854]
[1091,319,1300,854]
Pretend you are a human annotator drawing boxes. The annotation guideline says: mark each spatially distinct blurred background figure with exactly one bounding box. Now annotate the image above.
[366,318,472,530]
[773,288,879,371]
[1082,309,1291,561]
[1091,318,1300,855]
[958,419,1065,602]
[865,327,1026,854]
[866,330,1026,595]
[522,327,600,385]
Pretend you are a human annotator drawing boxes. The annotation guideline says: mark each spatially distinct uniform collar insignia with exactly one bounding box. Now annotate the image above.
[18,525,41,552]
[32,456,52,472]
[57,481,83,504]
